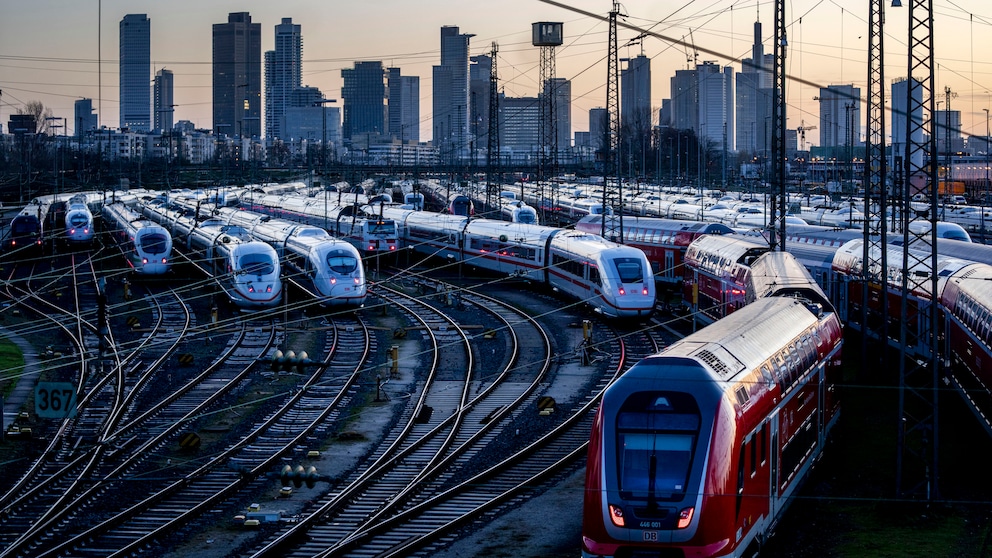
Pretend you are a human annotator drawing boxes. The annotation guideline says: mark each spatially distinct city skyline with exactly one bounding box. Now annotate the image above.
[2,0,991,147]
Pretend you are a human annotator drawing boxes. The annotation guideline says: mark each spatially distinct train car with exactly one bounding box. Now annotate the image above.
[4,201,45,255]
[214,207,367,309]
[237,192,400,256]
[448,193,474,216]
[582,296,844,558]
[576,215,735,287]
[939,260,992,392]
[682,234,769,325]
[382,207,655,319]
[64,193,98,246]
[101,201,172,275]
[139,199,282,310]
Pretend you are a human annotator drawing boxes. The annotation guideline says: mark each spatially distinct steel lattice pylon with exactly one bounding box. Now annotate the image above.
[485,42,501,214]
[601,0,623,241]
[863,0,890,358]
[898,0,940,501]
[769,0,787,251]
[538,43,557,224]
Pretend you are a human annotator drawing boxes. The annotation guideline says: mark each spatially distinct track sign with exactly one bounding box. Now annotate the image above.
[35,382,77,418]
[179,432,201,450]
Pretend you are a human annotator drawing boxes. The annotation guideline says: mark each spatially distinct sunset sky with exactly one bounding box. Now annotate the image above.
[2,0,991,146]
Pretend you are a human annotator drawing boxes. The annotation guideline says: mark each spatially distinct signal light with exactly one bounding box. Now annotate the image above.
[608,504,625,527]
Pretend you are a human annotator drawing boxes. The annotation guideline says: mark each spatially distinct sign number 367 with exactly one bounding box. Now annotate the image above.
[35,382,76,418]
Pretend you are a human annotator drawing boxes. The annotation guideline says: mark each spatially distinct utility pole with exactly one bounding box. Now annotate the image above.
[769,0,787,251]
[485,42,501,215]
[601,0,623,242]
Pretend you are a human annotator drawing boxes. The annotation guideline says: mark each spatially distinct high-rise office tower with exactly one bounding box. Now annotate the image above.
[499,95,541,152]
[697,61,734,151]
[891,77,924,170]
[736,18,774,154]
[545,77,571,150]
[153,68,174,132]
[469,54,491,153]
[818,84,861,148]
[670,69,698,132]
[387,67,420,142]
[433,26,472,161]
[589,107,608,153]
[264,18,302,140]
[213,12,261,137]
[620,54,651,130]
[74,98,97,137]
[120,14,151,132]
[341,61,385,143]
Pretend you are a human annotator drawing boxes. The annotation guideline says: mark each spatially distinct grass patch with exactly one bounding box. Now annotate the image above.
[836,508,968,557]
[0,337,26,399]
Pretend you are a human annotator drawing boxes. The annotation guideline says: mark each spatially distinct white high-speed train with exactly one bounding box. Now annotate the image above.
[102,201,173,276]
[382,207,655,319]
[212,207,367,309]
[139,197,283,309]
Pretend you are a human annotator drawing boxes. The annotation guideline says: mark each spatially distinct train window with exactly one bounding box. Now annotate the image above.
[589,266,601,286]
[326,252,358,274]
[141,233,169,255]
[760,423,768,465]
[750,435,757,476]
[760,365,774,388]
[616,391,700,501]
[612,258,645,283]
[239,253,275,276]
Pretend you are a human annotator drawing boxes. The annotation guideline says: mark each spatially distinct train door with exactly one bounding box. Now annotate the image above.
[767,409,781,521]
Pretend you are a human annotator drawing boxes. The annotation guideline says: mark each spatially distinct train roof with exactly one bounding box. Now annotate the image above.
[651,297,828,383]
[749,251,834,312]
[685,234,769,266]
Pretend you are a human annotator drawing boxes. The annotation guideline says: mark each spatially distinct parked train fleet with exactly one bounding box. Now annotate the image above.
[5,180,992,556]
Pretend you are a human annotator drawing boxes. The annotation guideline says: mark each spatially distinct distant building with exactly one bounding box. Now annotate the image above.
[620,54,651,131]
[153,68,174,132]
[697,61,734,151]
[213,12,262,138]
[500,95,540,153]
[589,107,608,153]
[74,98,98,137]
[341,61,385,145]
[669,68,697,132]
[545,77,571,150]
[264,18,302,140]
[892,77,924,170]
[387,67,420,143]
[818,84,861,148]
[120,14,151,132]
[736,18,774,154]
[433,26,473,161]
[469,54,491,154]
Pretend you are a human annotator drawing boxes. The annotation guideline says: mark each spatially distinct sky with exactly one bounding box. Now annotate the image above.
[2,0,992,148]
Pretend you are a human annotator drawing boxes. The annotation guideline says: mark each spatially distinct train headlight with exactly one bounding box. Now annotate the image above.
[677,507,694,529]
[161,258,167,264]
[608,504,625,527]
[330,278,337,285]
[248,285,255,293]
[142,258,149,264]
[642,287,649,295]
[266,285,272,293]
[354,277,360,284]
[368,245,375,251]
[618,288,626,296]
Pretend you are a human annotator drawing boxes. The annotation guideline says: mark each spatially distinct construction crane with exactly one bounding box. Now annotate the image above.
[798,121,816,151]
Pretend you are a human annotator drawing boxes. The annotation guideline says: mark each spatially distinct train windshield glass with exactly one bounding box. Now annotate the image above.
[612,257,645,283]
[327,252,358,274]
[239,253,275,276]
[367,221,395,235]
[69,213,89,227]
[140,233,169,255]
[616,391,700,501]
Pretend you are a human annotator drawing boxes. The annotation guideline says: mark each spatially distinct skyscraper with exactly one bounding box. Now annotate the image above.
[545,77,571,150]
[120,14,151,132]
[469,54,491,154]
[153,68,174,132]
[736,18,774,154]
[341,61,385,144]
[589,107,608,153]
[213,12,261,138]
[265,18,302,140]
[818,84,861,148]
[620,54,651,130]
[433,26,472,161]
[697,61,734,151]
[387,67,420,142]
[74,98,97,137]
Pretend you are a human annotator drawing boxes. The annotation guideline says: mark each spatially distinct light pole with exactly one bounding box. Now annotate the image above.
[313,97,337,175]
[985,107,990,240]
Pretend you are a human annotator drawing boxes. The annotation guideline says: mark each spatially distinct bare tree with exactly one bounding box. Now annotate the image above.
[18,100,55,134]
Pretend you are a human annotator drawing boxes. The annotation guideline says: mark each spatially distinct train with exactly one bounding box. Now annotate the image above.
[575,215,735,287]
[4,201,45,255]
[101,201,173,276]
[139,196,283,310]
[64,192,103,246]
[380,206,655,319]
[239,191,400,256]
[211,206,368,309]
[582,294,844,558]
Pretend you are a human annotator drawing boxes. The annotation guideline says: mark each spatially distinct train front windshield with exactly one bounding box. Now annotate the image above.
[69,213,89,227]
[327,251,358,274]
[613,257,645,283]
[239,253,275,276]
[367,220,395,235]
[616,392,700,501]
[140,233,169,255]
